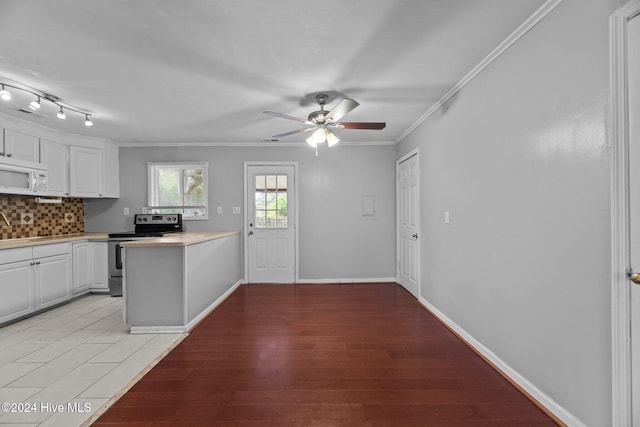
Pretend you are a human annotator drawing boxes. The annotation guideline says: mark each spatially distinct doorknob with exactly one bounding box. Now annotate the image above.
[627,269,640,285]
[411,233,419,240]
[248,230,254,236]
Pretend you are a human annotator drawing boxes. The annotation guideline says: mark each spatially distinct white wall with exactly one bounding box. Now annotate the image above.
[85,144,397,281]
[397,0,622,425]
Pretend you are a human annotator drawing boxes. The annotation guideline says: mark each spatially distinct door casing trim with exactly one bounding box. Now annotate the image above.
[610,2,640,425]
[243,161,299,283]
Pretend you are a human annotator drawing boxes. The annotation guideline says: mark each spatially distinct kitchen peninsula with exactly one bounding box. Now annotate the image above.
[121,231,241,333]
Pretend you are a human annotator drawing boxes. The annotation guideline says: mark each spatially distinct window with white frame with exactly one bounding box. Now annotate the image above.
[147,162,208,219]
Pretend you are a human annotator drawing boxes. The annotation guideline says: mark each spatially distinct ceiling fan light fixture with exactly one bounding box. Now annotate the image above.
[306,127,325,147]
[0,85,11,101]
[325,129,339,147]
[29,96,41,111]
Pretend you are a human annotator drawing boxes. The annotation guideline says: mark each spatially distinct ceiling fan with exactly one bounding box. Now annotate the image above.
[263,94,386,148]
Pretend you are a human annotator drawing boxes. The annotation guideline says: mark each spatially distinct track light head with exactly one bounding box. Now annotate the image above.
[84,114,93,127]
[57,106,66,120]
[29,96,41,111]
[0,85,11,101]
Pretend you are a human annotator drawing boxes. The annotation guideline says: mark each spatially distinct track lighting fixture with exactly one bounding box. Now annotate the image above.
[0,80,93,127]
[0,85,11,101]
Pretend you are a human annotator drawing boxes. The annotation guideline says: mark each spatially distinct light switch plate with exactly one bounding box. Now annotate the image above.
[233,207,241,215]
[124,207,130,216]
[444,211,450,224]
[217,206,223,214]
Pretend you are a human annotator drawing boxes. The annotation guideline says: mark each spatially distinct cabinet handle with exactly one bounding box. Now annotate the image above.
[30,262,35,266]
[0,152,4,156]
[6,153,12,158]
[35,261,40,265]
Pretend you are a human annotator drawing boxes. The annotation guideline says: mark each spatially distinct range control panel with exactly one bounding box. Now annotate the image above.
[134,214,181,225]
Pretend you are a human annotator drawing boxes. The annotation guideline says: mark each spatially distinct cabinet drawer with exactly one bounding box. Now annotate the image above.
[0,247,33,265]
[33,243,72,258]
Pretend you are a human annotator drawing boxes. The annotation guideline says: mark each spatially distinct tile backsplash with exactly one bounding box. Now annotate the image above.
[0,196,84,240]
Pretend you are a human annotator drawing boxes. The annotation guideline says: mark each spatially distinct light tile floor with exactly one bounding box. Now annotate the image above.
[0,294,185,426]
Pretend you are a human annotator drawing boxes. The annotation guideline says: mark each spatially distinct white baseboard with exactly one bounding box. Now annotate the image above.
[295,277,397,284]
[130,325,187,334]
[185,279,243,330]
[418,295,586,427]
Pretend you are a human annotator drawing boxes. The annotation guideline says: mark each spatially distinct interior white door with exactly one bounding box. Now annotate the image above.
[247,164,296,283]
[628,13,640,425]
[397,152,419,297]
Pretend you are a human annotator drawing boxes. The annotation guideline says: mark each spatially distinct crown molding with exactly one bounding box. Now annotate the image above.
[395,0,566,144]
[116,140,397,148]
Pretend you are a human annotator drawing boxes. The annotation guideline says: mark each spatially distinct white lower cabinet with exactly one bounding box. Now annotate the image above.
[35,253,72,310]
[0,243,72,325]
[0,260,34,324]
[91,242,109,292]
[72,242,92,294]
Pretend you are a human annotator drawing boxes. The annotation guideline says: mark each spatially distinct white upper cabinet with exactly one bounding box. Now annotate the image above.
[69,145,103,198]
[103,141,120,198]
[0,117,120,199]
[40,139,69,197]
[2,129,40,163]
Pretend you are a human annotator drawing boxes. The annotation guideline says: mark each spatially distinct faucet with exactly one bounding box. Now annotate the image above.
[0,212,10,226]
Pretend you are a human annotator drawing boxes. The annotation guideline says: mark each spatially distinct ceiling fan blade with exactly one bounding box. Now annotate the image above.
[263,111,309,123]
[324,98,359,123]
[272,127,316,138]
[335,122,386,130]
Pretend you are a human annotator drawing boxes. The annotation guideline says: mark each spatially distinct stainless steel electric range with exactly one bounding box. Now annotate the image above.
[107,214,183,296]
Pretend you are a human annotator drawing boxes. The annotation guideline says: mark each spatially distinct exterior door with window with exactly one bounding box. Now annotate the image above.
[246,164,296,283]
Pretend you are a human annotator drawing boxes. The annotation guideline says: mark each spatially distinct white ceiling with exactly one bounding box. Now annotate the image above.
[0,0,546,145]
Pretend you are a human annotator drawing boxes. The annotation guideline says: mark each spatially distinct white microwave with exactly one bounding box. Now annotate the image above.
[0,158,47,196]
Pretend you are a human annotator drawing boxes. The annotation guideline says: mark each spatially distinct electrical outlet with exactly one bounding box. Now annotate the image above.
[124,207,130,216]
[233,207,241,215]
[444,211,450,224]
[217,206,223,214]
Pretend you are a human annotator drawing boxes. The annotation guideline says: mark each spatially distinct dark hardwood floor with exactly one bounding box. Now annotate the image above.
[91,283,560,426]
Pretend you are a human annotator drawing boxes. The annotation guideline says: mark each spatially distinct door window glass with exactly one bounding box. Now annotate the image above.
[255,175,288,228]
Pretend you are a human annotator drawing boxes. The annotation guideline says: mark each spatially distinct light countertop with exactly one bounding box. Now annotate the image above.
[0,233,109,250]
[120,231,240,247]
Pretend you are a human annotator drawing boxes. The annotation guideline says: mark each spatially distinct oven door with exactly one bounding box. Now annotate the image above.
[108,240,130,297]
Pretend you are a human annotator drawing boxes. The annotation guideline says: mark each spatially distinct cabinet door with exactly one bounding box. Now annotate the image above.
[72,242,92,294]
[103,141,120,198]
[91,242,109,292]
[0,261,34,324]
[40,140,69,197]
[35,254,71,309]
[69,146,103,197]
[3,129,40,163]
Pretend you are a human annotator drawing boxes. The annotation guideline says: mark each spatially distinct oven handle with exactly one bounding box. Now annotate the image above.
[115,243,123,270]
